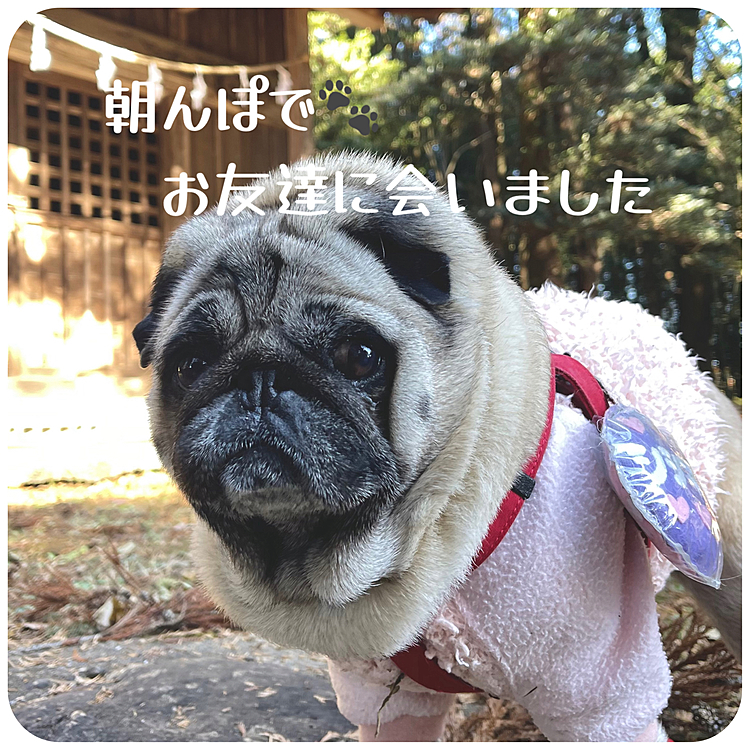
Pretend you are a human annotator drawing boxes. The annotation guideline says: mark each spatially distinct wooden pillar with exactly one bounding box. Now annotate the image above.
[283,8,314,162]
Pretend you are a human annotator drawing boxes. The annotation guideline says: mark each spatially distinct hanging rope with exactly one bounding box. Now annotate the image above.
[27,13,308,77]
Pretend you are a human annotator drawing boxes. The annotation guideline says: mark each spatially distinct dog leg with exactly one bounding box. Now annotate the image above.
[676,383,742,663]
[634,720,669,741]
[328,660,455,741]
[358,712,449,742]
[362,714,668,742]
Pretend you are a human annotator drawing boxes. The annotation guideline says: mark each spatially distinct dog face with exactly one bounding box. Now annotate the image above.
[134,154,483,607]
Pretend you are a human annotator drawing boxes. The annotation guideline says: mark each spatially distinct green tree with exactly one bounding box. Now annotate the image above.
[309,11,401,152]
[308,8,741,397]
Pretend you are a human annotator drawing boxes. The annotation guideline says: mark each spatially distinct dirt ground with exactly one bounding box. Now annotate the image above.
[9,632,356,742]
[8,471,742,742]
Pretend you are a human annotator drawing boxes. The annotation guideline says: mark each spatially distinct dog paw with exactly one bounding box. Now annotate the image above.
[348,105,379,135]
[319,80,352,111]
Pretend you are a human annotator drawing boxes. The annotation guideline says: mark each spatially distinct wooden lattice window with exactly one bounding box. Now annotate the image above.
[22,75,160,227]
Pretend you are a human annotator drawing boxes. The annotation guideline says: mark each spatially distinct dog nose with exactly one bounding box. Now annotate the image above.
[237,368,290,410]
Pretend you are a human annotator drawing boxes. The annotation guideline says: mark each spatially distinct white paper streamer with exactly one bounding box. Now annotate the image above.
[190,68,207,111]
[147,61,164,104]
[275,65,293,103]
[29,24,52,72]
[95,54,117,91]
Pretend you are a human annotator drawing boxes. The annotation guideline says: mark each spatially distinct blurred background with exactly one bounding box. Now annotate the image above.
[311,7,741,401]
[7,7,742,742]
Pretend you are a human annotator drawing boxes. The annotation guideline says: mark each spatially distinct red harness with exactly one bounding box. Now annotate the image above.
[390,352,611,693]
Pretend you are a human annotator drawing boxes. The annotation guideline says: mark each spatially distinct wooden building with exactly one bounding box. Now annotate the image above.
[8,8,312,384]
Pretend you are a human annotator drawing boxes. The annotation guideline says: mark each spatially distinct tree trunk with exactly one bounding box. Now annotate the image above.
[675,259,714,369]
[660,9,711,369]
[515,8,562,289]
[633,9,651,64]
[572,235,601,294]
[523,227,564,289]
[661,8,700,106]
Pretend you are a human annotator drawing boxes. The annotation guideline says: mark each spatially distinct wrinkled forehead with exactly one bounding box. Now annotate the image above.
[176,211,407,303]
[158,210,443,347]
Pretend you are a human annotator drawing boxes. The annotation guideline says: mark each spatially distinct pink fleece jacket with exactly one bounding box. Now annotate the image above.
[328,286,727,742]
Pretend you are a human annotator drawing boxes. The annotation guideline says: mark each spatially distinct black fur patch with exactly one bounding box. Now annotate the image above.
[132,313,158,368]
[417,393,431,421]
[133,266,181,368]
[345,226,450,310]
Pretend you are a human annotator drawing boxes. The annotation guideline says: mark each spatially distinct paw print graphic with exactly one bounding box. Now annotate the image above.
[319,80,351,111]
[349,105,378,135]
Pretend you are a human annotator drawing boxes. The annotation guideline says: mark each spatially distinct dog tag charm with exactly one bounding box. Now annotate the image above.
[600,404,723,589]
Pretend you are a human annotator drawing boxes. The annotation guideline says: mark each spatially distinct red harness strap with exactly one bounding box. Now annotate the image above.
[390,353,610,693]
[471,361,556,571]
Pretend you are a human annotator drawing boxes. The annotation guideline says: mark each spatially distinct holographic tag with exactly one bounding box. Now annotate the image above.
[600,404,723,588]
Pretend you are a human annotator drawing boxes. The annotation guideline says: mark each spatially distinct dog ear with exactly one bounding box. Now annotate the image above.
[345,226,450,309]
[132,266,180,368]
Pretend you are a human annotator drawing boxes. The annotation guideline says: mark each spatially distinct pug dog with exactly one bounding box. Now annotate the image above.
[134,152,741,742]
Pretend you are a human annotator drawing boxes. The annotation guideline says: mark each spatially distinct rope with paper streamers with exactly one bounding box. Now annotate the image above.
[25,13,303,98]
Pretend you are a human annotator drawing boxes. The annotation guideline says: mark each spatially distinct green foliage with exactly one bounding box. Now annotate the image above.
[309,11,401,152]
[308,8,741,395]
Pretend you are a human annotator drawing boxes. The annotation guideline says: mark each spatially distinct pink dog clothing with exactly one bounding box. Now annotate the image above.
[328,286,727,742]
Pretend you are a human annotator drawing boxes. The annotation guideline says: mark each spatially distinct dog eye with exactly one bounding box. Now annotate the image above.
[175,357,209,389]
[333,340,383,380]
